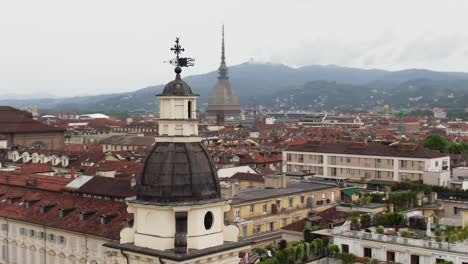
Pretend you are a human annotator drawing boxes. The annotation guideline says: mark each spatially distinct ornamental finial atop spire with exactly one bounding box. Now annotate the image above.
[167,37,194,74]
[218,25,228,79]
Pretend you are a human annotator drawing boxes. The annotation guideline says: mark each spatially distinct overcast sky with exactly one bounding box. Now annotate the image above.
[1,0,468,97]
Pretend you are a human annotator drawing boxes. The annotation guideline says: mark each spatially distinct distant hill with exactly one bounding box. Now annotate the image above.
[2,62,468,113]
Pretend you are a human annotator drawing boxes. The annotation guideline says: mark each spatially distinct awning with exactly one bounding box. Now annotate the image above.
[342,188,358,197]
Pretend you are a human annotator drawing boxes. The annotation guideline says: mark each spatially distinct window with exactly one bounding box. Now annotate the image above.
[269,222,275,231]
[387,251,395,262]
[235,208,241,219]
[376,171,381,179]
[363,247,372,258]
[331,168,337,176]
[12,246,17,263]
[298,154,304,163]
[58,236,66,244]
[254,224,262,234]
[282,218,287,227]
[400,160,408,169]
[263,204,267,213]
[1,224,7,231]
[346,157,351,163]
[300,196,305,204]
[22,247,26,264]
[2,245,7,261]
[287,154,292,162]
[454,207,460,215]
[40,252,46,264]
[341,244,349,253]
[48,233,55,242]
[187,101,192,119]
[249,204,254,213]
[364,171,370,179]
[289,197,293,207]
[204,212,214,230]
[375,159,381,168]
[435,161,439,167]
[39,232,45,240]
[318,156,323,164]
[410,255,420,264]
[20,227,26,235]
[331,156,337,165]
[242,226,248,236]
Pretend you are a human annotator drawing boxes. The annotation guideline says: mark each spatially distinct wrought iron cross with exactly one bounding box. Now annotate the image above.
[170,38,184,59]
[167,37,194,68]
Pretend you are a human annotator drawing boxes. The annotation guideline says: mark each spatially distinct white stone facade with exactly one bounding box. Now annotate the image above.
[0,218,122,264]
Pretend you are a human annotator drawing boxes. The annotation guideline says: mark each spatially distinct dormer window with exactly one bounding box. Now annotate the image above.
[100,213,117,224]
[59,207,76,218]
[39,203,57,214]
[25,199,40,208]
[7,196,21,205]
[79,211,95,221]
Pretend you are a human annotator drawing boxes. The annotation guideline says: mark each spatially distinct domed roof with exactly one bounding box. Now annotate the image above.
[137,142,222,203]
[158,67,196,96]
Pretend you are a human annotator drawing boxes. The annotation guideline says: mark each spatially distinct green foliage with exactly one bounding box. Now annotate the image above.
[445,226,468,243]
[424,134,449,153]
[400,231,412,238]
[284,246,296,264]
[349,211,360,218]
[274,251,287,264]
[303,242,310,261]
[327,244,339,257]
[296,244,304,262]
[375,227,385,234]
[376,212,407,227]
[339,253,357,264]
[310,225,323,231]
[448,143,468,155]
[363,193,385,203]
[360,214,372,228]
[389,191,417,211]
[259,259,280,264]
[256,248,269,261]
[438,261,454,264]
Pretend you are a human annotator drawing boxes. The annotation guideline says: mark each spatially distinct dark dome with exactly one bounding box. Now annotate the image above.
[137,142,221,203]
[158,73,195,96]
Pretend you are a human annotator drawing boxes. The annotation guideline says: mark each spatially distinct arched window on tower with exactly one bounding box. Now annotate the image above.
[188,101,192,119]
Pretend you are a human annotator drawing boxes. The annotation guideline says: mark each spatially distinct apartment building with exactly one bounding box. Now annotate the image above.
[0,173,130,264]
[333,230,468,264]
[224,175,340,246]
[283,142,450,183]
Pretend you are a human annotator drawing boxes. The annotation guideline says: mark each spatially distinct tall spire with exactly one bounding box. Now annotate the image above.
[218,24,228,79]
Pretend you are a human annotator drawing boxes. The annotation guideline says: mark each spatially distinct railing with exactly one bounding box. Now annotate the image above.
[336,230,468,253]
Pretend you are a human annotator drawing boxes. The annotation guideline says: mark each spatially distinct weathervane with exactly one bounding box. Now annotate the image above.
[167,37,195,70]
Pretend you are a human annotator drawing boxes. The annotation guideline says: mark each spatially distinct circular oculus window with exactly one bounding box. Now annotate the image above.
[204,211,214,230]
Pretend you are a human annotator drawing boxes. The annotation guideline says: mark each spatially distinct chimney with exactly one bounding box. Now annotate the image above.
[230,182,240,196]
[70,166,76,178]
[430,192,437,204]
[264,174,287,189]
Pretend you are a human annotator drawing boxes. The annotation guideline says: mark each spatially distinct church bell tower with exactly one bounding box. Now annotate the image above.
[105,38,250,264]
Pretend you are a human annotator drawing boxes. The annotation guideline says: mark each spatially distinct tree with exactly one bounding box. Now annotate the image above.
[259,259,280,264]
[424,134,449,153]
[339,253,357,264]
[327,244,339,257]
[360,214,372,228]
